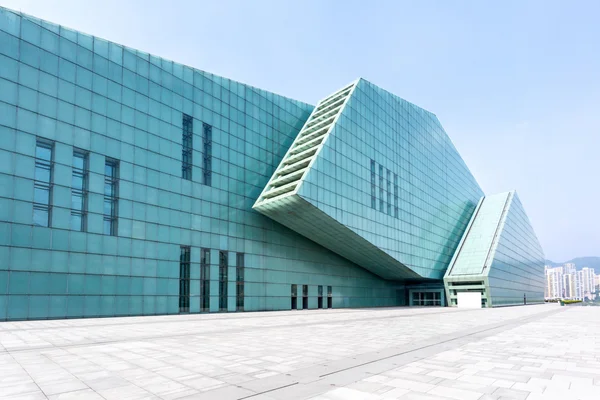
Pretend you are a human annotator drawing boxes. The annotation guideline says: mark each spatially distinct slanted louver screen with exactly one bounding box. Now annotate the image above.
[255,81,357,204]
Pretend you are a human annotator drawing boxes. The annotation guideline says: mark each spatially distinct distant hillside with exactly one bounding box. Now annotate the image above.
[546,257,600,274]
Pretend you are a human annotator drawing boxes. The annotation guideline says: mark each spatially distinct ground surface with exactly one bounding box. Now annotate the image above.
[0,304,599,400]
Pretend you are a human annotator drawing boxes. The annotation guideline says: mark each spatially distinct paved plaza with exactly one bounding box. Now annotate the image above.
[0,305,599,399]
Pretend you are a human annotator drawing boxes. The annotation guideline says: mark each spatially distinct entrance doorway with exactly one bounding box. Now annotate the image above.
[411,291,442,306]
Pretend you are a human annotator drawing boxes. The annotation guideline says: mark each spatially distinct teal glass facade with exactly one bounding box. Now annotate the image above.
[444,191,546,307]
[0,7,544,320]
[254,80,484,281]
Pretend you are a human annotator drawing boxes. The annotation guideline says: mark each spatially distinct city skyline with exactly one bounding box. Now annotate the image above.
[545,262,598,300]
[2,0,599,262]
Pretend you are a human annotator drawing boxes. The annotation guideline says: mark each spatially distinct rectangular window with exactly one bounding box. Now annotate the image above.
[71,150,89,231]
[302,284,308,309]
[219,250,228,311]
[236,252,244,311]
[179,246,191,313]
[201,248,210,312]
[370,159,376,209]
[318,285,323,309]
[394,173,399,219]
[33,140,54,227]
[202,122,212,186]
[182,113,193,180]
[103,159,119,235]
[291,284,298,310]
[386,169,392,215]
[327,285,333,309]
[378,164,384,212]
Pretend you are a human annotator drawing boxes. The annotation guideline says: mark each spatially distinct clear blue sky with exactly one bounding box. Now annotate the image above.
[4,0,598,262]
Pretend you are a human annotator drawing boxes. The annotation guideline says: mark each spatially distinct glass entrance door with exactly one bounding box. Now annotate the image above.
[412,291,442,306]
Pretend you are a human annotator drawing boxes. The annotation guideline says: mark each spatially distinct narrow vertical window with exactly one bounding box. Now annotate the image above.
[370,159,376,209]
[327,285,333,309]
[201,248,211,312]
[202,123,212,186]
[236,253,244,311]
[71,150,88,231]
[179,246,191,313]
[378,164,384,212]
[393,173,399,218]
[219,250,228,311]
[302,284,308,309]
[291,284,298,310]
[182,113,193,180]
[317,285,323,309]
[103,159,119,236]
[386,169,392,215]
[33,140,54,227]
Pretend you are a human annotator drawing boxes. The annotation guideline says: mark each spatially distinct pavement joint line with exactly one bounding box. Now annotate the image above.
[317,307,566,378]
[239,382,299,399]
[232,307,567,399]
[0,307,467,333]
[0,308,488,354]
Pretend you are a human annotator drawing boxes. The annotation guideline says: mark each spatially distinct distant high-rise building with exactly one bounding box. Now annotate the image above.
[563,274,576,299]
[544,263,596,300]
[546,267,564,299]
[576,270,585,299]
[564,263,577,275]
[581,267,596,299]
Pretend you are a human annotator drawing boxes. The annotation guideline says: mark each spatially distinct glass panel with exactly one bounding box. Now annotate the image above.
[34,186,50,204]
[35,165,51,182]
[103,218,112,235]
[72,174,84,190]
[103,199,113,215]
[72,193,84,210]
[104,182,113,196]
[36,144,52,160]
[70,213,82,231]
[33,207,49,227]
[72,153,85,169]
[105,163,114,177]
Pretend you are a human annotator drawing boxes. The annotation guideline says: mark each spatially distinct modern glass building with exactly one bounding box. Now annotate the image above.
[0,7,545,320]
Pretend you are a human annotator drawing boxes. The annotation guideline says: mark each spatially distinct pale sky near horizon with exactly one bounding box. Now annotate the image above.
[2,0,598,262]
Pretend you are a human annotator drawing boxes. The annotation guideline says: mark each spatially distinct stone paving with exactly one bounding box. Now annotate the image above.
[0,304,598,399]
